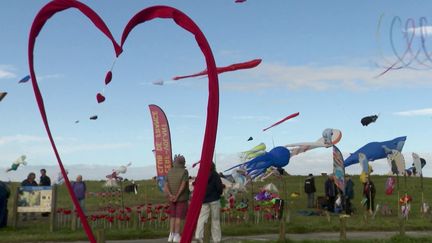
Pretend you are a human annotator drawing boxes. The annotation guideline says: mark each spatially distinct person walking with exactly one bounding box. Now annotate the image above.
[165,154,190,242]
[195,162,224,243]
[304,173,316,208]
[71,175,87,214]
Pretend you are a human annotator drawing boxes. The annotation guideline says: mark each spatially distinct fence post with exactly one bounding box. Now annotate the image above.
[339,215,347,240]
[50,185,57,232]
[11,187,19,228]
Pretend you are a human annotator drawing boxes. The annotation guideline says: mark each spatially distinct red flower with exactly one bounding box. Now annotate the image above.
[106,216,114,223]
[155,204,163,210]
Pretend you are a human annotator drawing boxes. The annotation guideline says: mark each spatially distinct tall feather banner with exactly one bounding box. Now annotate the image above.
[149,104,173,191]
[333,145,345,192]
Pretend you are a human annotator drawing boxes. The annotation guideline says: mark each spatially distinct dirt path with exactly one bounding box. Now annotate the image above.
[50,231,432,243]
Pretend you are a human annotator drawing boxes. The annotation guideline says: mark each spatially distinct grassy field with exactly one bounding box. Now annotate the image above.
[1,174,432,242]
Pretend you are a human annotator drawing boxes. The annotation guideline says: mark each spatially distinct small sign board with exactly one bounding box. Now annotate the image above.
[17,186,52,213]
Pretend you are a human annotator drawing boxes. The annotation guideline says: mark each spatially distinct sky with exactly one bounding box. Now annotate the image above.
[1,0,432,182]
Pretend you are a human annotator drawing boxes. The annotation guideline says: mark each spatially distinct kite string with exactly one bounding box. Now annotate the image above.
[101,58,118,94]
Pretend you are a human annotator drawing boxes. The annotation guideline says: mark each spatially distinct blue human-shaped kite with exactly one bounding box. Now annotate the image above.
[225,146,290,179]
[344,136,406,167]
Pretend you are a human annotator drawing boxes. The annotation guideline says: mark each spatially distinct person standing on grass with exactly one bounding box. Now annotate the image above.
[363,176,376,214]
[324,174,337,212]
[344,175,354,214]
[195,162,224,243]
[0,180,10,228]
[71,175,87,214]
[164,154,190,242]
[304,173,316,208]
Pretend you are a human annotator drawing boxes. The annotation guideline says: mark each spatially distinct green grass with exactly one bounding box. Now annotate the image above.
[243,235,432,243]
[3,175,432,242]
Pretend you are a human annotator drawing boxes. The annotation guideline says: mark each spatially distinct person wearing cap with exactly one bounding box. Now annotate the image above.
[165,154,190,242]
[304,173,316,208]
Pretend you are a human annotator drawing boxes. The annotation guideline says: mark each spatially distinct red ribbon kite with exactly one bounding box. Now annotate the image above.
[173,58,261,80]
[263,112,300,132]
[29,2,219,243]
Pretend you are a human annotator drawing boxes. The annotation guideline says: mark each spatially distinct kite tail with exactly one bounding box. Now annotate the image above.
[249,168,266,180]
[224,163,243,172]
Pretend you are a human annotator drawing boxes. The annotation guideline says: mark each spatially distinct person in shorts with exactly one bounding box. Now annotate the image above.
[164,154,190,242]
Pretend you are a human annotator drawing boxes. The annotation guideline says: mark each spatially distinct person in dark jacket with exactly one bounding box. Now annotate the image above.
[344,175,354,214]
[195,162,223,243]
[21,172,38,187]
[363,177,376,214]
[304,173,316,208]
[0,181,10,228]
[39,169,51,186]
[39,169,51,217]
[21,173,38,221]
[324,174,337,212]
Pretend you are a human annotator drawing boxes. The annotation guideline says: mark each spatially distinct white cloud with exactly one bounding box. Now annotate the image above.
[393,108,432,117]
[219,50,242,58]
[170,114,202,119]
[58,142,133,154]
[2,151,431,182]
[38,74,63,80]
[0,65,16,79]
[0,134,78,145]
[0,164,156,182]
[0,135,48,145]
[221,62,432,92]
[232,115,270,121]
[406,26,432,37]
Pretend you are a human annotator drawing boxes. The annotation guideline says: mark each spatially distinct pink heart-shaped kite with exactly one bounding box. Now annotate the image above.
[28,2,219,243]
